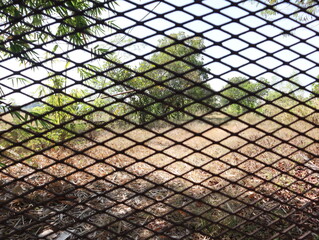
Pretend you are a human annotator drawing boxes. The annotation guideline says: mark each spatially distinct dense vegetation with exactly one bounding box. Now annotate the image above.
[0,0,317,130]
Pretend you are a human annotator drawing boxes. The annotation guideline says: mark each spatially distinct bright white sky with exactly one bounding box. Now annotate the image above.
[0,0,318,105]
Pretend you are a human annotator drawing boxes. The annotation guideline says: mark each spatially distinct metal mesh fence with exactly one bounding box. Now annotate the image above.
[0,0,318,239]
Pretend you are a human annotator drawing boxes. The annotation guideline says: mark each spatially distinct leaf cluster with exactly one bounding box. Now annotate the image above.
[123,32,214,123]
[221,76,269,115]
[0,0,117,62]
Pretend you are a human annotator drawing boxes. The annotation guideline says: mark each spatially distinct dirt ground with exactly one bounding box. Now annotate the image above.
[0,115,318,239]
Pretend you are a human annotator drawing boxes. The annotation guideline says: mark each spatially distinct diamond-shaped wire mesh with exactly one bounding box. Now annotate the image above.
[0,0,318,239]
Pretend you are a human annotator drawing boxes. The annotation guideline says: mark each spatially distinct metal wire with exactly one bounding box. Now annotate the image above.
[0,0,318,239]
